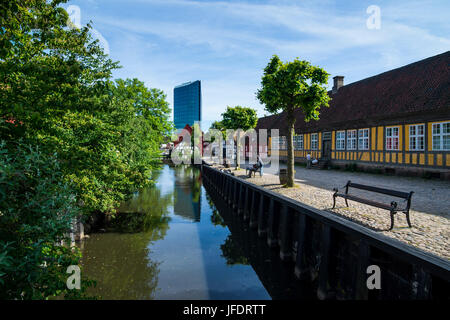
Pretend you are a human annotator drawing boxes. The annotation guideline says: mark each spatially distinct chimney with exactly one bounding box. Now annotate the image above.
[332,76,344,94]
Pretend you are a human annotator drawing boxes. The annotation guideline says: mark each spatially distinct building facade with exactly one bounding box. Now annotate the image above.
[256,51,450,179]
[174,80,202,130]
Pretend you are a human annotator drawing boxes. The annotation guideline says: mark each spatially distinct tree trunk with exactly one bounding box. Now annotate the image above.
[286,109,295,187]
[235,135,240,170]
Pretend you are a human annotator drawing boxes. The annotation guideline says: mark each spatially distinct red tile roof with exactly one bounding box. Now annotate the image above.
[256,51,450,135]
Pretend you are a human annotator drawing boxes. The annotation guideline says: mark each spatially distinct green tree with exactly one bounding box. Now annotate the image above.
[105,78,173,190]
[191,122,202,163]
[219,106,258,169]
[0,142,94,299]
[257,55,330,187]
[0,0,173,215]
[209,121,226,140]
[0,0,173,299]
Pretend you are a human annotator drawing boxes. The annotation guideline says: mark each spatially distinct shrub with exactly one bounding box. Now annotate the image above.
[0,141,93,299]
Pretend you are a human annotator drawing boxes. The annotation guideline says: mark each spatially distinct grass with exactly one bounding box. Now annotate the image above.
[282,183,301,188]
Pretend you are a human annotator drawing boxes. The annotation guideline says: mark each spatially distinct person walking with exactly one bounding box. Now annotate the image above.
[306,153,311,169]
[257,154,264,176]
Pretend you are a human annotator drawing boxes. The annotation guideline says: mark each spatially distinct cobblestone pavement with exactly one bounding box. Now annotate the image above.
[212,163,450,260]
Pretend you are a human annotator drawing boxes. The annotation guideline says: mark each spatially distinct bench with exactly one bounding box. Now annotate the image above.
[332,180,414,230]
[246,163,263,177]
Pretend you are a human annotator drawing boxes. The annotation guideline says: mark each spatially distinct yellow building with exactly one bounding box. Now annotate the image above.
[256,51,450,179]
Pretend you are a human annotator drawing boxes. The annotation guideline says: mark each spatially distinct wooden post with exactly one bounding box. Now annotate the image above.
[232,180,239,209]
[267,199,279,247]
[412,265,432,299]
[279,205,293,261]
[354,239,370,300]
[220,174,226,197]
[227,177,233,203]
[234,183,242,212]
[294,214,309,280]
[257,195,268,237]
[223,175,228,198]
[228,179,233,205]
[249,191,259,229]
[237,185,245,215]
[214,170,219,193]
[243,187,250,221]
[227,177,234,205]
[317,224,334,300]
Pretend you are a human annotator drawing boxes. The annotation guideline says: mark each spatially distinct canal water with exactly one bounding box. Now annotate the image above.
[78,164,313,300]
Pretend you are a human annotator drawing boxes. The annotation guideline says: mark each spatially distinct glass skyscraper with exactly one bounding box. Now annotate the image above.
[173,80,202,130]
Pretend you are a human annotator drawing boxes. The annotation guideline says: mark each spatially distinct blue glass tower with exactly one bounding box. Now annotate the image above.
[174,80,202,130]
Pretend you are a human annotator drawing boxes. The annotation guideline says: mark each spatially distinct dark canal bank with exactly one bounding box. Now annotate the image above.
[78,164,313,299]
[202,165,450,300]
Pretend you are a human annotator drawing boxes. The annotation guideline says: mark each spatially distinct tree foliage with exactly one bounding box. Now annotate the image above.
[0,0,173,299]
[214,106,258,168]
[220,106,258,131]
[257,55,330,186]
[257,55,330,120]
[0,142,95,299]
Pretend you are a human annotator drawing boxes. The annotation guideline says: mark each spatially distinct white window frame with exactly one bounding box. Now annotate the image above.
[311,133,318,150]
[336,131,345,150]
[347,130,357,150]
[432,122,450,151]
[386,127,400,151]
[409,124,425,151]
[279,136,287,150]
[358,128,369,150]
[271,136,279,150]
[294,134,304,150]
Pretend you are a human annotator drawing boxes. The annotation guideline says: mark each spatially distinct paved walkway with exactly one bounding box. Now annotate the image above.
[262,163,449,218]
[215,161,450,260]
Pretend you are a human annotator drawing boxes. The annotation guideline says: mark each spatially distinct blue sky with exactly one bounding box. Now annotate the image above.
[66,0,450,130]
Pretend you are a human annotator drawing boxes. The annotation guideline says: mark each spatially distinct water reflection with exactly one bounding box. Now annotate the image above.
[207,193,227,227]
[173,165,202,222]
[79,164,313,300]
[80,233,162,299]
[114,187,172,234]
[203,179,317,300]
[79,171,173,299]
[220,235,250,266]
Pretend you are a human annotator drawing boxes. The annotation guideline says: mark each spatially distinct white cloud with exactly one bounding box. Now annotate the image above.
[73,0,450,125]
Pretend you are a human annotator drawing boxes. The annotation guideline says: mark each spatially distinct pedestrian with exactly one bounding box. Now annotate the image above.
[257,154,264,176]
[306,153,311,169]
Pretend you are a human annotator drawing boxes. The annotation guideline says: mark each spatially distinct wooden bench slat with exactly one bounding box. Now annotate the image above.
[332,180,413,230]
[348,182,411,199]
[341,194,393,210]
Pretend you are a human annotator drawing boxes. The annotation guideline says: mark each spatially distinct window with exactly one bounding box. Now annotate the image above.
[409,124,424,151]
[293,134,304,150]
[336,131,345,150]
[271,136,279,150]
[358,129,369,150]
[311,133,318,150]
[279,136,287,150]
[432,122,450,150]
[323,132,332,140]
[386,127,399,150]
[347,130,357,150]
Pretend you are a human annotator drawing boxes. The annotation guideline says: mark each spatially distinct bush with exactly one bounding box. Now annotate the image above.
[0,141,93,299]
